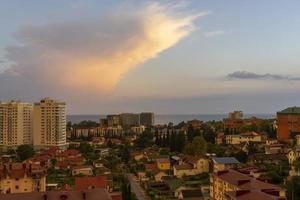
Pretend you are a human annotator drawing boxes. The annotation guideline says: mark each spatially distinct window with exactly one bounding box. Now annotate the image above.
[15,185,19,190]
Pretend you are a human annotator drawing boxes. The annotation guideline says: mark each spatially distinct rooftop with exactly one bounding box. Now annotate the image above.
[75,176,108,190]
[214,170,282,191]
[0,189,112,200]
[277,106,300,114]
[212,157,240,164]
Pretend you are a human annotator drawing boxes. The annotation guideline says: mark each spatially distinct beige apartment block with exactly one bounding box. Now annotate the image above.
[0,101,33,149]
[33,98,67,149]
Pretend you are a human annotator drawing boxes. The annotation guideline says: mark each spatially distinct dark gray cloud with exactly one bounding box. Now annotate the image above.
[227,71,300,81]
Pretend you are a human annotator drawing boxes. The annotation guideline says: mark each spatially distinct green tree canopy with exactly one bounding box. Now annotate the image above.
[16,144,35,161]
[184,136,207,156]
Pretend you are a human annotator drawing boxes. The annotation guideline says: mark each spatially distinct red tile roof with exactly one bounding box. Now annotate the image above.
[75,176,108,190]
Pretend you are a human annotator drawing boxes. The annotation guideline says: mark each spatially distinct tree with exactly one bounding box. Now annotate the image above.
[134,131,153,148]
[78,142,93,154]
[293,157,300,172]
[121,145,130,164]
[192,136,207,156]
[286,176,300,200]
[16,144,34,161]
[170,132,177,152]
[183,136,207,156]
[175,132,186,152]
[51,158,57,168]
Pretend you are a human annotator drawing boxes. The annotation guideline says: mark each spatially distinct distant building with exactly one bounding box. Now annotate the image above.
[119,113,140,127]
[33,98,67,149]
[131,126,145,134]
[107,115,120,127]
[228,111,243,119]
[225,131,262,145]
[223,111,244,134]
[277,107,300,141]
[0,163,46,194]
[0,101,33,149]
[140,112,154,128]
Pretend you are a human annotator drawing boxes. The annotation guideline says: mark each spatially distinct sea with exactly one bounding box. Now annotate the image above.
[67,114,275,125]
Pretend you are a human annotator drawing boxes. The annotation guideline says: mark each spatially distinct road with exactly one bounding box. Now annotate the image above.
[127,173,150,200]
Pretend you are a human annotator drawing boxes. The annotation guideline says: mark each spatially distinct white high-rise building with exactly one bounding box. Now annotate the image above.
[33,98,67,148]
[0,101,33,149]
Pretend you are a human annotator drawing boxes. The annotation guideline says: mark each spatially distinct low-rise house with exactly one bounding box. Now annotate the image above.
[0,163,47,194]
[225,132,262,145]
[210,170,286,200]
[24,155,51,168]
[153,170,168,182]
[171,155,182,165]
[173,156,209,178]
[265,144,284,154]
[212,157,240,173]
[72,166,94,176]
[156,158,171,170]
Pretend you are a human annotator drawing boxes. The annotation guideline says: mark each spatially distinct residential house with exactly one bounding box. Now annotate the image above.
[173,156,209,178]
[225,132,262,145]
[265,143,284,154]
[212,157,240,173]
[156,158,171,170]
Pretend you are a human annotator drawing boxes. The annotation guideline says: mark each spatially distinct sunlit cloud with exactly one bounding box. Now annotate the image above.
[0,2,208,96]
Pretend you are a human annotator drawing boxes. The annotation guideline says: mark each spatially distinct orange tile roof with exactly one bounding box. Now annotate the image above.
[75,176,108,190]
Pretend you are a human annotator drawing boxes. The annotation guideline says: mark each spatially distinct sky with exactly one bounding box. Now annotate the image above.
[1,0,300,114]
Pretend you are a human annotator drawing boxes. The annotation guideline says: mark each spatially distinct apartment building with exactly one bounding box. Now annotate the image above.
[210,170,286,200]
[140,112,154,128]
[277,106,300,141]
[33,98,67,149]
[119,113,140,127]
[0,101,33,149]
